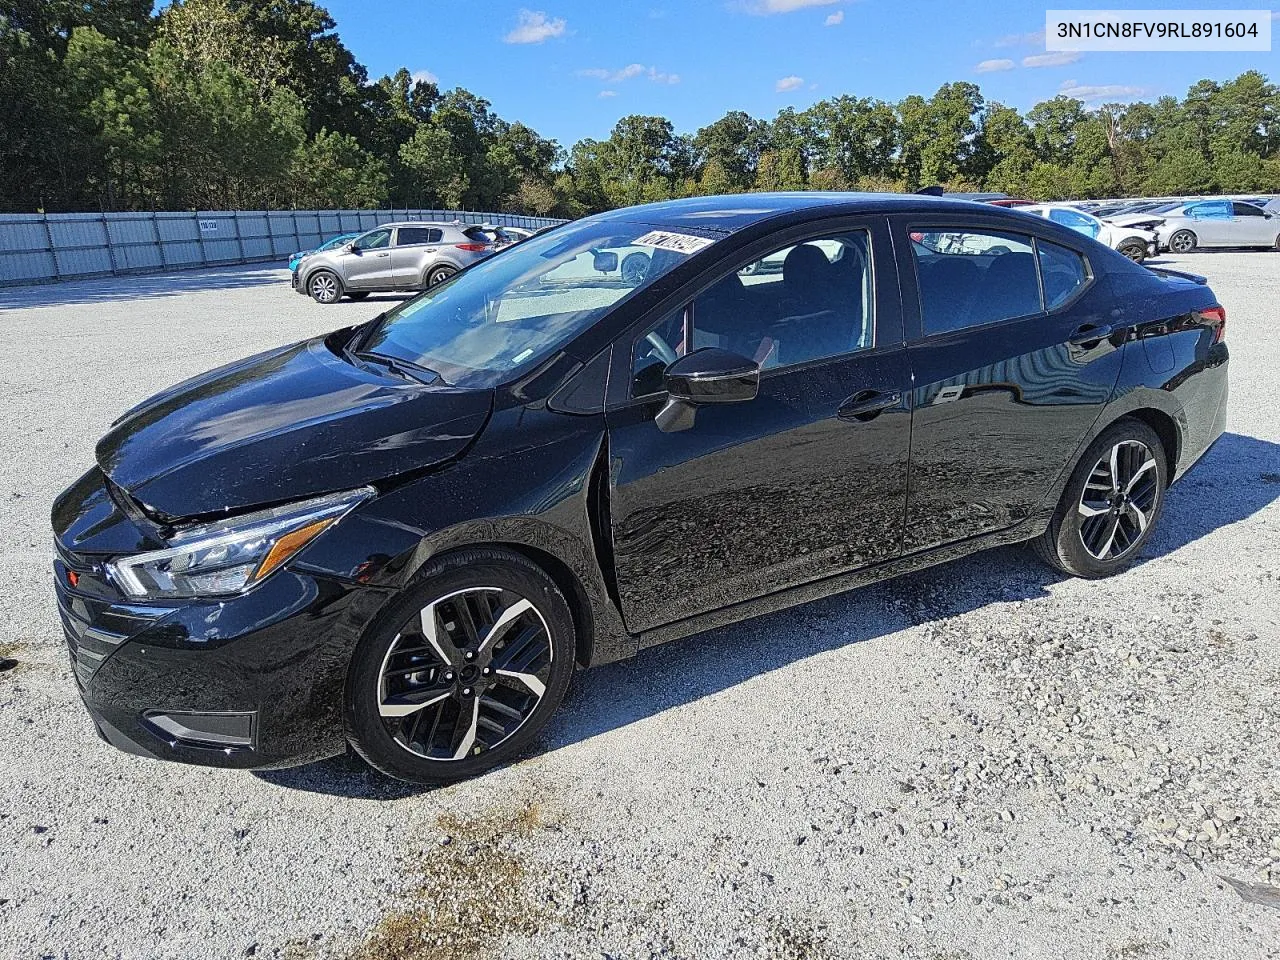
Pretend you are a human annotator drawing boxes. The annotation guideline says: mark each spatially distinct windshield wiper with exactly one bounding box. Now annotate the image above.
[354,350,444,385]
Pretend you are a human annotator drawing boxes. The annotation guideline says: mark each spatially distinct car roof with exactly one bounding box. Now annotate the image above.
[375,220,467,229]
[584,191,1012,234]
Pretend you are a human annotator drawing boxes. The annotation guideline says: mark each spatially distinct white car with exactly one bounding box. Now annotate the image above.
[1016,204,1157,262]
[1123,199,1280,253]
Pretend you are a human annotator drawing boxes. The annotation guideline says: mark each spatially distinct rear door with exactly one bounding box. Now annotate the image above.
[1184,201,1233,245]
[342,227,394,289]
[604,217,912,634]
[390,226,442,286]
[894,219,1125,553]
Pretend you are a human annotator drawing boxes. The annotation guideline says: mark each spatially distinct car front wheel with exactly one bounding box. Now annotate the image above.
[345,548,575,785]
[1033,419,1167,579]
[1167,230,1197,254]
[308,270,343,304]
[1117,241,1146,262]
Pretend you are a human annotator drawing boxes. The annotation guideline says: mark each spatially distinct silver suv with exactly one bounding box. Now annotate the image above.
[293,221,497,304]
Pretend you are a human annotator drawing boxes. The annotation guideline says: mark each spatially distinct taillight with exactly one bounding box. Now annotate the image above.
[1199,304,1226,342]
[455,243,488,252]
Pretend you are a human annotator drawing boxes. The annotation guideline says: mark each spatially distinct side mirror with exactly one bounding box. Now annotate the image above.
[592,251,619,273]
[655,348,760,433]
[346,242,360,254]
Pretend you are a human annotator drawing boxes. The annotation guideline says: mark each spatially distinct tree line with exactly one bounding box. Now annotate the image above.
[2,0,1277,217]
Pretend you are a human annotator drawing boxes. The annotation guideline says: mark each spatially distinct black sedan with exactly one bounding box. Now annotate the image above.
[52,193,1229,785]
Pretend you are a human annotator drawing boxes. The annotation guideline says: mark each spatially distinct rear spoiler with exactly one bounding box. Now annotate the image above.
[1145,265,1207,285]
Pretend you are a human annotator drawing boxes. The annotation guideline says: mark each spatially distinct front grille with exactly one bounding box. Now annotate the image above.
[53,543,170,687]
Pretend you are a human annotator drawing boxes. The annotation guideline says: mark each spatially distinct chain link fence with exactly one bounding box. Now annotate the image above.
[0,209,568,286]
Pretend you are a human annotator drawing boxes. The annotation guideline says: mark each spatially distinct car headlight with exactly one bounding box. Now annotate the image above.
[107,486,375,599]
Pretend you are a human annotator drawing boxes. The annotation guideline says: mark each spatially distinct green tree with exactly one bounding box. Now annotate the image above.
[754,148,807,191]
[292,128,388,207]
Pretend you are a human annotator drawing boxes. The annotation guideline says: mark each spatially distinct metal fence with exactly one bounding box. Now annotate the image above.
[0,209,568,286]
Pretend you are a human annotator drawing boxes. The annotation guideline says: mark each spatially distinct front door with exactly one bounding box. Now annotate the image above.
[604,219,912,634]
[342,228,394,289]
[895,220,1125,553]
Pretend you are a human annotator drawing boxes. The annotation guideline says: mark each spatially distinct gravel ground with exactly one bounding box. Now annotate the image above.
[1,252,1278,960]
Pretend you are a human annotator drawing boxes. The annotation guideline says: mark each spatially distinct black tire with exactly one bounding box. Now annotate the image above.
[346,291,371,301]
[1117,241,1146,263]
[1033,419,1168,579]
[426,265,457,287]
[307,270,343,304]
[345,548,575,785]
[1167,229,1197,254]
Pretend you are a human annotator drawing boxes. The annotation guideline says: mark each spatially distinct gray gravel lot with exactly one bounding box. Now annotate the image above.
[1,252,1278,960]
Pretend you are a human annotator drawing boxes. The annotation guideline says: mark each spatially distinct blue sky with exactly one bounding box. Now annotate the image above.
[324,0,1280,147]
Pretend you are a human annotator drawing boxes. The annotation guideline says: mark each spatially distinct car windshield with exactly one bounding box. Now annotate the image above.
[358,218,713,387]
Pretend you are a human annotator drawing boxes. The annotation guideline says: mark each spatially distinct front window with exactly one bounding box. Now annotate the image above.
[358,219,715,388]
[357,228,392,250]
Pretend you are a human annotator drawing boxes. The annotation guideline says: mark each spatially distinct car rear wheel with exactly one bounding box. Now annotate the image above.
[346,291,371,301]
[1117,241,1146,262]
[308,270,342,304]
[1167,230,1197,254]
[345,548,575,785]
[426,265,457,287]
[1033,419,1167,579]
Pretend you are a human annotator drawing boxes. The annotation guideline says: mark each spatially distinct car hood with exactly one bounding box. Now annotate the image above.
[1107,213,1175,228]
[96,338,493,520]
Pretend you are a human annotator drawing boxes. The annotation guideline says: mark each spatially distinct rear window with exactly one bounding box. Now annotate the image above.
[463,227,491,243]
[397,227,442,246]
[1037,241,1090,309]
[910,230,1042,335]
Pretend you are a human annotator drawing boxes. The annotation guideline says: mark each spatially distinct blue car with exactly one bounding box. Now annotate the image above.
[289,233,359,274]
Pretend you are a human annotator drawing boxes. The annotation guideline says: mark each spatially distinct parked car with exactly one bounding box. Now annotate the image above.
[1015,204,1158,262]
[985,199,1035,207]
[52,193,1229,785]
[1114,199,1280,253]
[288,232,359,275]
[293,221,498,303]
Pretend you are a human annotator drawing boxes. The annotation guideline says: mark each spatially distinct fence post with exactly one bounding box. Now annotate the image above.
[150,213,167,270]
[101,213,121,276]
[41,214,60,281]
[194,212,209,268]
[233,211,246,264]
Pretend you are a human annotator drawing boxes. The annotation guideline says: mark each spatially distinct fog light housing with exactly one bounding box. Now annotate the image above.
[144,710,256,750]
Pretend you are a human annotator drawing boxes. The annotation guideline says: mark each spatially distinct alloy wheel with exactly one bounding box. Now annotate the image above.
[376,586,553,761]
[1169,232,1195,254]
[1077,439,1159,561]
[310,273,339,303]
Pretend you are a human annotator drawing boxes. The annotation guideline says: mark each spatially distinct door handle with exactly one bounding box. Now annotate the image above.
[1068,323,1113,346]
[838,390,901,421]
[374,252,390,258]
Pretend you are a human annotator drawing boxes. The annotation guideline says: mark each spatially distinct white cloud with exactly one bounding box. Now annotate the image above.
[744,0,841,13]
[410,69,438,86]
[503,9,567,44]
[994,30,1044,47]
[824,10,844,25]
[975,58,1015,73]
[578,63,679,84]
[1022,51,1081,68]
[776,75,805,92]
[598,89,617,98]
[1058,80,1147,102]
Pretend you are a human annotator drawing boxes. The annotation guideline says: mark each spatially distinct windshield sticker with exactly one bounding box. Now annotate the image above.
[632,230,715,255]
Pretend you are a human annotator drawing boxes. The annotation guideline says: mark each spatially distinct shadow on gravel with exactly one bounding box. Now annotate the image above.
[259,431,1278,798]
[0,266,283,310]
[0,267,422,311]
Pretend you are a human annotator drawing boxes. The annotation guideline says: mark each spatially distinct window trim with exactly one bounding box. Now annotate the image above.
[626,226,879,400]
[903,224,1094,343]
